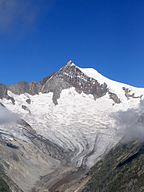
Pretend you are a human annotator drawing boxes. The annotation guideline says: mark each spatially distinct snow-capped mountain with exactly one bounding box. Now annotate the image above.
[0,60,144,191]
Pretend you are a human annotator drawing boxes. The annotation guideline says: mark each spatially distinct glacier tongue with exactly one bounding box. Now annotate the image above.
[1,87,143,168]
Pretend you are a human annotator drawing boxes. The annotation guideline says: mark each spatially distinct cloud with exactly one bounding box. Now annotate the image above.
[0,105,18,124]
[113,100,144,142]
[0,0,54,30]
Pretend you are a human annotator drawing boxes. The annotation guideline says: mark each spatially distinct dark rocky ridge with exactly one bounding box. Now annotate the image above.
[42,61,109,104]
[122,87,143,100]
[0,61,121,105]
[109,92,121,104]
[0,84,7,99]
[8,82,40,95]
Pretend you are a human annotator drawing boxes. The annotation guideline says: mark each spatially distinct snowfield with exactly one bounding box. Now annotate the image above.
[1,64,144,168]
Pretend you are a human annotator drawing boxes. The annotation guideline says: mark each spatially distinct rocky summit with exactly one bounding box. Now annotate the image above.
[0,61,144,192]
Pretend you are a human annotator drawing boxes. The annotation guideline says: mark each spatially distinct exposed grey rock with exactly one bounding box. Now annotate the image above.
[0,102,5,107]
[17,119,37,135]
[123,87,143,100]
[26,98,31,104]
[108,91,121,104]
[40,73,55,86]
[0,61,115,105]
[0,84,15,104]
[21,105,31,113]
[57,62,108,99]
[0,84,8,99]
[8,82,40,95]
[41,76,71,105]
[41,62,108,104]
[6,95,15,105]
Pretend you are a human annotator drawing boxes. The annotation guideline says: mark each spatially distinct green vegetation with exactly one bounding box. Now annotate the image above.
[0,176,11,192]
[83,140,144,192]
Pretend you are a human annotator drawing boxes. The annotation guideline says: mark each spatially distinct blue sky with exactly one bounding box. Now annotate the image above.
[0,0,144,87]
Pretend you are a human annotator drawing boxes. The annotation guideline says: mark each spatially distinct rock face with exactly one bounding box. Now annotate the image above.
[0,84,7,99]
[0,61,143,106]
[108,92,121,104]
[42,61,108,104]
[0,61,111,105]
[0,84,15,104]
[8,82,40,95]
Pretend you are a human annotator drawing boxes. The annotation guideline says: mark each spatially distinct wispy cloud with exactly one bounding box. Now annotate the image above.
[0,105,18,124]
[0,0,54,31]
[113,100,144,142]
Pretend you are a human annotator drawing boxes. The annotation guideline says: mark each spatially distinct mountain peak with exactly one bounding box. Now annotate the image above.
[64,60,76,68]
[67,59,74,65]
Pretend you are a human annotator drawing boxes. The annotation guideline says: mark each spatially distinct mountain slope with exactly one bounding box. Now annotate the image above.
[0,176,11,192]
[82,140,144,192]
[0,61,144,191]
